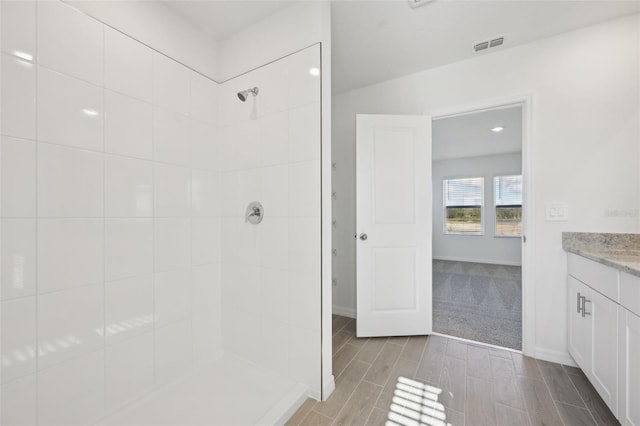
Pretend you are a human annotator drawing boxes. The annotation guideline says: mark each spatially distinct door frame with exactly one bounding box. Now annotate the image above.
[429,94,535,356]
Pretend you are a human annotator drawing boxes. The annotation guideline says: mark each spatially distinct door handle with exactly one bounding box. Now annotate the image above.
[577,292,582,314]
[581,296,591,317]
[359,233,368,241]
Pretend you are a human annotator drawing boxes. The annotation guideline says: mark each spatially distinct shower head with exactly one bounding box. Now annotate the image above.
[237,87,259,102]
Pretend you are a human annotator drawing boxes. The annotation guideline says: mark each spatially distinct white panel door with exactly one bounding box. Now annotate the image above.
[589,289,618,414]
[356,114,432,337]
[618,307,640,426]
[568,276,592,369]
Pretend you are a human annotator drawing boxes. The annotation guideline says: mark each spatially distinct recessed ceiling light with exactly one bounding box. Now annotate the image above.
[491,126,505,133]
[82,108,100,117]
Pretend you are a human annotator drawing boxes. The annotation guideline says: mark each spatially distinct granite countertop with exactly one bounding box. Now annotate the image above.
[562,232,640,277]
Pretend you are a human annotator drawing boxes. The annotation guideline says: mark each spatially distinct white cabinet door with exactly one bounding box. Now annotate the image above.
[568,276,592,369]
[588,289,618,415]
[618,307,640,426]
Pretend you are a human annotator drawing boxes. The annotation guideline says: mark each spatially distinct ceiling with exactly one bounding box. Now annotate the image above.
[162,1,294,41]
[432,106,522,161]
[162,0,640,94]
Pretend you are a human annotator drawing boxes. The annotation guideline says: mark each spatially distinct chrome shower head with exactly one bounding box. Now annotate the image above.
[237,87,259,102]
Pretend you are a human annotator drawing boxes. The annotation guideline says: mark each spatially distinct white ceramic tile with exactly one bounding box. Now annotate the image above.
[38,350,105,426]
[1,0,35,60]
[217,125,235,171]
[236,169,261,214]
[38,219,103,294]
[260,319,288,376]
[220,263,260,315]
[191,170,220,217]
[153,107,191,167]
[192,310,221,366]
[191,120,218,172]
[154,218,190,272]
[259,111,289,166]
[234,120,260,169]
[220,217,240,264]
[218,81,243,127]
[155,319,192,384]
[261,217,288,269]
[261,165,289,217]
[192,218,221,265]
[289,160,321,217]
[104,27,153,103]
[237,218,262,267]
[38,143,103,217]
[1,136,35,217]
[38,284,104,369]
[219,172,239,217]
[1,53,35,140]
[288,217,320,276]
[254,58,289,117]
[105,155,153,217]
[190,72,217,124]
[289,103,320,162]
[289,271,321,332]
[1,219,36,300]
[105,219,153,281]
[154,164,191,217]
[0,374,36,426]
[37,1,103,85]
[105,90,153,160]
[1,297,36,383]
[153,53,190,115]
[155,268,191,327]
[260,268,288,325]
[288,324,320,392]
[106,332,154,410]
[105,275,154,344]
[288,46,321,109]
[191,263,221,314]
[38,67,103,151]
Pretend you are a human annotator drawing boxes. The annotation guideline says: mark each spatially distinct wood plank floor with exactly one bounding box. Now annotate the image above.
[286,315,619,426]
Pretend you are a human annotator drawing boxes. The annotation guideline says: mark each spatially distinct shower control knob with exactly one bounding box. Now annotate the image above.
[359,233,368,241]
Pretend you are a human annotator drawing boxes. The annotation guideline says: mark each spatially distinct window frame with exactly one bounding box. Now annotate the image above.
[493,173,523,238]
[442,176,485,236]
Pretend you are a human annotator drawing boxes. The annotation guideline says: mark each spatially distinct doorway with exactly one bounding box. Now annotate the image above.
[431,105,524,350]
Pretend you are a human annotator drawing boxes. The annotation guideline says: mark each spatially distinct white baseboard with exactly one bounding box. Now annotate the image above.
[433,256,522,267]
[322,375,336,401]
[535,347,577,367]
[332,305,356,318]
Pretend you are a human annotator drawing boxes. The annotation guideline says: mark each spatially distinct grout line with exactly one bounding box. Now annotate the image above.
[535,359,569,426]
[34,1,40,423]
[101,22,108,415]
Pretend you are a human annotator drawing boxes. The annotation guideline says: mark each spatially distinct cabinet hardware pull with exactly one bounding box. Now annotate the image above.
[577,292,582,313]
[581,296,591,317]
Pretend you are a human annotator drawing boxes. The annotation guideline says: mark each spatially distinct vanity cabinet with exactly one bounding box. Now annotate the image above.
[568,253,640,424]
[567,271,618,414]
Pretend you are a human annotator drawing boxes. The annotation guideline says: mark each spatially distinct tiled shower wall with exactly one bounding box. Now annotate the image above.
[218,45,322,397]
[1,1,222,424]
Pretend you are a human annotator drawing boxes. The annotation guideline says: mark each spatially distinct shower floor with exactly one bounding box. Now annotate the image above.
[99,356,308,426]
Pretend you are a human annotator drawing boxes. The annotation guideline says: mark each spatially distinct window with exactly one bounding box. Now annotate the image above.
[443,177,484,235]
[494,175,522,237]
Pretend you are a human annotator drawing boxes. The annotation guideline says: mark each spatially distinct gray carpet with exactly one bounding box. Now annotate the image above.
[433,259,522,350]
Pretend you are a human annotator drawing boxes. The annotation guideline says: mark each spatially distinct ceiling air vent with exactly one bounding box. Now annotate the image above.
[473,36,506,53]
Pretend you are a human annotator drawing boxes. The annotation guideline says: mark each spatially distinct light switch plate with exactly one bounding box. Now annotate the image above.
[546,202,568,221]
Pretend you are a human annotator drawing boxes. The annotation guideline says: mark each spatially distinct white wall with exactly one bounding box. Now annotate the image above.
[65,0,219,79]
[332,14,640,363]
[1,1,221,424]
[433,153,522,266]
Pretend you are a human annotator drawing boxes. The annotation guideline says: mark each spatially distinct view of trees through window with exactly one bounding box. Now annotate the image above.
[443,177,483,235]
[494,175,523,236]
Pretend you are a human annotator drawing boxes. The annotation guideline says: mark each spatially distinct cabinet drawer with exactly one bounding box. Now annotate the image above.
[620,272,640,316]
[568,253,619,302]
